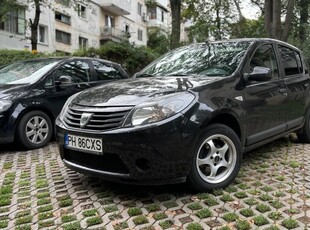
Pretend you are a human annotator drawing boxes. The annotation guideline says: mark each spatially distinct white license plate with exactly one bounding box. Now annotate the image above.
[64,134,102,154]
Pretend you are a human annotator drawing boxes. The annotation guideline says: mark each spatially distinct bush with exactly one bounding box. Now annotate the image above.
[74,41,158,76]
[2,41,159,77]
[0,49,63,67]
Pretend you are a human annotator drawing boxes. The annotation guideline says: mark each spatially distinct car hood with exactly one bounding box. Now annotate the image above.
[73,76,223,107]
[0,84,28,100]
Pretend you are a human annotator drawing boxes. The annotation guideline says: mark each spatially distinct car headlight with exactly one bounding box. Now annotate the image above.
[123,92,195,127]
[0,100,13,112]
[59,92,81,121]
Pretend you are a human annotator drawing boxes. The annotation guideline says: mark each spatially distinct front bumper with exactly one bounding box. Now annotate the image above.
[56,115,199,185]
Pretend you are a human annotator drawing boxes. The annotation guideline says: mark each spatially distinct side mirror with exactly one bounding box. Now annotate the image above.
[246,66,272,82]
[55,76,73,86]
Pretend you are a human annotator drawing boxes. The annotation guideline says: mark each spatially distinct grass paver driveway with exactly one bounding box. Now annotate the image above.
[0,136,309,230]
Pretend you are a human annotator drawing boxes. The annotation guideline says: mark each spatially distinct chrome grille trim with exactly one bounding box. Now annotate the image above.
[63,105,133,131]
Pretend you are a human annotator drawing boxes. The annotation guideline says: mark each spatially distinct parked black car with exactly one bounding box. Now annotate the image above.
[56,39,310,191]
[0,57,128,149]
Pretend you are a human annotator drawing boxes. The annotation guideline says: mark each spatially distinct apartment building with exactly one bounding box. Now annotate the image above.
[0,0,174,53]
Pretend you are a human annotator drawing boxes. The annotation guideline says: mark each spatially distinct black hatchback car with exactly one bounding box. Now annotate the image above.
[0,57,128,149]
[56,39,310,191]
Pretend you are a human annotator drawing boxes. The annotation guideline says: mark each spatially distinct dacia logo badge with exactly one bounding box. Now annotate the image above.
[80,113,93,128]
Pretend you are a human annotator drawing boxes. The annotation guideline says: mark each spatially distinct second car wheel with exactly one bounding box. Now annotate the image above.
[187,124,242,192]
[17,111,53,149]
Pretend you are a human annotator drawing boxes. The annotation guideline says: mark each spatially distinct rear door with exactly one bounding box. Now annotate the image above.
[277,45,310,129]
[243,42,288,145]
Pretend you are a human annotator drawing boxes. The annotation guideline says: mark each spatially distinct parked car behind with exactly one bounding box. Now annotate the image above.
[56,39,310,191]
[0,57,128,149]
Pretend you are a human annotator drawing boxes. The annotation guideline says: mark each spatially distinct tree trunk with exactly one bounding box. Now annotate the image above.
[264,0,272,37]
[271,0,281,39]
[215,0,222,40]
[281,0,295,41]
[233,0,244,21]
[299,0,309,42]
[170,0,181,49]
[30,0,41,51]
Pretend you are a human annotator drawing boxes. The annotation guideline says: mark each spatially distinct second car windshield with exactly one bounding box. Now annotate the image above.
[0,59,61,85]
[140,41,252,77]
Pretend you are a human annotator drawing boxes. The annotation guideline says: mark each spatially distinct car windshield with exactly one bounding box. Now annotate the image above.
[0,59,61,85]
[139,41,252,77]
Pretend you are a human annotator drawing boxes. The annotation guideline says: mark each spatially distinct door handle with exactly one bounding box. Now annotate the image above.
[279,88,288,96]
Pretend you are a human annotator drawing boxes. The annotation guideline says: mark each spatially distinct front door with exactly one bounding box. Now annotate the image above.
[243,43,287,145]
[43,59,94,118]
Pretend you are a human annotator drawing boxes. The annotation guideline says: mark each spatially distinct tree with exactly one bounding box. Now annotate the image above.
[147,28,170,55]
[182,0,240,41]
[264,0,295,41]
[170,0,182,49]
[298,0,310,42]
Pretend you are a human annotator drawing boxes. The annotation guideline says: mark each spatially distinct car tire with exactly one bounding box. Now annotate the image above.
[187,124,242,192]
[17,111,52,149]
[297,113,310,143]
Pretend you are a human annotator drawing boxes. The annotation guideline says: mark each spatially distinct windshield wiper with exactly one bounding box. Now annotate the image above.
[135,73,155,78]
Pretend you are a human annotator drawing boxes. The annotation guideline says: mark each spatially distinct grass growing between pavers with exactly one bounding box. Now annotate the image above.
[86,216,103,227]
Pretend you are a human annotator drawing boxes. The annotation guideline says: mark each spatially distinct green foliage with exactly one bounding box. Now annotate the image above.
[0,49,58,67]
[282,218,299,229]
[147,28,170,55]
[74,41,157,76]
[235,220,251,230]
[223,212,239,222]
[132,215,148,225]
[153,212,167,220]
[230,17,265,38]
[127,207,142,216]
[186,222,203,230]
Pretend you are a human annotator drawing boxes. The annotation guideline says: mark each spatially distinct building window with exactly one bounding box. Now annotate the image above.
[79,37,88,49]
[148,7,156,19]
[138,29,143,41]
[56,30,71,44]
[78,4,86,19]
[138,3,142,15]
[38,25,47,43]
[105,15,114,27]
[123,24,130,38]
[0,8,25,34]
[161,10,164,22]
[55,12,71,24]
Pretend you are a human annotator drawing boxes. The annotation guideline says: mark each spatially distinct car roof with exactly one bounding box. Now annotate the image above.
[17,57,120,66]
[202,38,301,52]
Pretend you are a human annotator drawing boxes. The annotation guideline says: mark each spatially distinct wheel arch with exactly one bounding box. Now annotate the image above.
[202,112,242,141]
[14,105,56,138]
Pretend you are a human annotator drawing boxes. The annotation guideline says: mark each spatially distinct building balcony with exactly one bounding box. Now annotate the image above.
[147,19,167,29]
[99,0,130,15]
[100,26,130,43]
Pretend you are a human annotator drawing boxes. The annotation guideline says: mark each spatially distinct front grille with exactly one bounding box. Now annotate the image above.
[64,150,129,174]
[63,105,133,131]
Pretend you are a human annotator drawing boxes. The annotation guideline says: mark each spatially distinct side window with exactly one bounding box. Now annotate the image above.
[278,45,300,76]
[250,44,278,79]
[53,60,90,83]
[92,61,122,80]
